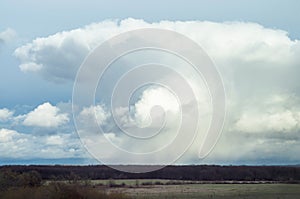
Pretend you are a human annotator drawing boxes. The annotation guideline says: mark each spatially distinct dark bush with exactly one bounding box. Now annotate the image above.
[141,181,153,186]
[0,169,41,191]
[154,181,163,185]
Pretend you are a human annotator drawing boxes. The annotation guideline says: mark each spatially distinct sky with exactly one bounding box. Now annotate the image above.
[0,0,300,166]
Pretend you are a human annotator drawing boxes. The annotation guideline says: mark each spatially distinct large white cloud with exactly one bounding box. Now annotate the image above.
[14,19,300,83]
[23,102,69,128]
[10,19,300,164]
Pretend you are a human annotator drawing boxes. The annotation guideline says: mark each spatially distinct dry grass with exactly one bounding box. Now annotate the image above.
[109,183,300,199]
[0,182,130,199]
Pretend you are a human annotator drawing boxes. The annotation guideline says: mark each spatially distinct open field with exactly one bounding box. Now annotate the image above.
[108,183,300,199]
[2,166,300,198]
[42,179,300,198]
[2,177,300,199]
[75,179,300,199]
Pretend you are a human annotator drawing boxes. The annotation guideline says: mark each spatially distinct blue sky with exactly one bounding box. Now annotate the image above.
[0,0,300,165]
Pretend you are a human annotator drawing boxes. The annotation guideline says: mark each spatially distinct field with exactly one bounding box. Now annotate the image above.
[2,166,300,199]
[92,179,300,199]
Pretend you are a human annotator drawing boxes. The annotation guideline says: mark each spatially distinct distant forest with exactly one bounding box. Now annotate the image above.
[1,165,300,182]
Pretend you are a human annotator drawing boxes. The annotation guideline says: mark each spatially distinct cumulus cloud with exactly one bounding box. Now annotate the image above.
[14,19,300,83]
[23,102,69,128]
[0,108,14,122]
[10,19,300,164]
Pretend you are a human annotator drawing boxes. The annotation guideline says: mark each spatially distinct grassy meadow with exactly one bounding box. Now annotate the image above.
[46,179,300,199]
[87,179,300,199]
[1,167,299,199]
[114,183,300,199]
[1,178,300,199]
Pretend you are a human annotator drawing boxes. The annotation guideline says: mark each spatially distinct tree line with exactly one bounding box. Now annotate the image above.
[1,165,299,182]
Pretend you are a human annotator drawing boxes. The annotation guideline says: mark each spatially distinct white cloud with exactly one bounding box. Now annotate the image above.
[14,19,300,83]
[0,128,20,142]
[235,110,300,133]
[10,19,300,164]
[19,63,42,72]
[133,87,180,127]
[0,108,14,121]
[113,87,181,129]
[0,28,16,44]
[79,104,110,126]
[192,93,300,164]
[0,128,32,158]
[46,135,64,145]
[0,128,85,159]
[14,20,124,82]
[231,94,300,134]
[23,102,69,128]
